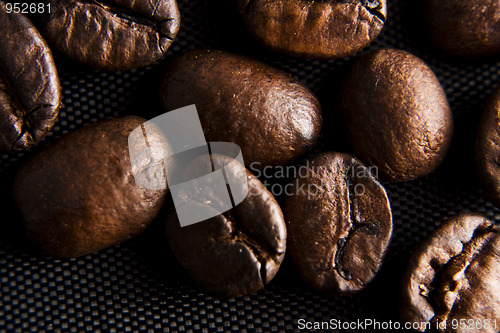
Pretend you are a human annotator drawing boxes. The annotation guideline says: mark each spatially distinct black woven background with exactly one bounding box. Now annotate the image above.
[1,0,500,332]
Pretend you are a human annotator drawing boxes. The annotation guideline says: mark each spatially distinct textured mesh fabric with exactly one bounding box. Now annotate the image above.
[1,0,500,332]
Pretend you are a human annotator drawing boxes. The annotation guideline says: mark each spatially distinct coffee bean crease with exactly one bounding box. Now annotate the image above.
[79,0,176,39]
[334,171,381,280]
[429,225,498,325]
[286,152,392,294]
[40,0,180,70]
[216,221,280,285]
[0,73,57,151]
[401,213,500,332]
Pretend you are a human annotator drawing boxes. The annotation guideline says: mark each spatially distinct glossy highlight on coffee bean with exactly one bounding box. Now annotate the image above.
[160,49,322,167]
[340,48,453,182]
[40,0,181,70]
[237,0,387,59]
[13,116,170,258]
[0,1,61,151]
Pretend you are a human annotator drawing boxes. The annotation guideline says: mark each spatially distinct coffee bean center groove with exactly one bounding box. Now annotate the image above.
[75,0,176,39]
[334,168,381,281]
[429,225,499,324]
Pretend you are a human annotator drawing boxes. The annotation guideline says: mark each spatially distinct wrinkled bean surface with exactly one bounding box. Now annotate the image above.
[41,0,180,70]
[237,0,386,59]
[400,213,500,333]
[0,2,61,151]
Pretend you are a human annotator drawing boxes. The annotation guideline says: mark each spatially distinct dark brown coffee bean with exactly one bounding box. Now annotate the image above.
[284,152,392,294]
[237,0,386,59]
[425,0,500,57]
[400,213,500,332]
[40,0,180,70]
[476,85,500,208]
[0,2,61,151]
[13,116,169,258]
[160,49,322,167]
[165,155,287,298]
[340,48,453,182]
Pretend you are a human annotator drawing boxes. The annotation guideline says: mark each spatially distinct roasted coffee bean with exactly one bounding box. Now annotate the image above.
[476,85,500,208]
[424,0,500,57]
[400,213,500,332]
[13,116,170,258]
[284,152,392,294]
[40,0,180,70]
[237,0,386,59]
[0,2,61,151]
[160,49,322,167]
[165,155,287,298]
[340,48,453,182]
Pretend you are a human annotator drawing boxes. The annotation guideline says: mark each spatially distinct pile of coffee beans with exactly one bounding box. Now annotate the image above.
[2,0,500,331]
